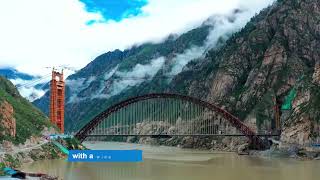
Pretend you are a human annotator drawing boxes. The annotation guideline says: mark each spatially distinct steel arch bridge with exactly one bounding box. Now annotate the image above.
[75,93,267,149]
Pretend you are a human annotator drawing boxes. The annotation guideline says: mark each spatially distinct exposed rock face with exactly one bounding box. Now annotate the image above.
[174,0,320,146]
[120,120,247,151]
[281,88,318,146]
[2,140,14,151]
[281,115,312,145]
[237,143,249,155]
[0,100,16,137]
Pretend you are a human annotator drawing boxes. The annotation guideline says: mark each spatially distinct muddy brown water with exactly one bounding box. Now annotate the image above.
[21,142,320,180]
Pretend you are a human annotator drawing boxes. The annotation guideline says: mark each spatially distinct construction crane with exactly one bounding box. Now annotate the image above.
[45,65,78,73]
[58,65,78,73]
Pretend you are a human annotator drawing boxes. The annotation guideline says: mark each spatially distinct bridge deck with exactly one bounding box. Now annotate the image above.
[87,134,280,137]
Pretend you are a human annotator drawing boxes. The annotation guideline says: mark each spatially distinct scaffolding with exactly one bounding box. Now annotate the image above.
[50,69,65,133]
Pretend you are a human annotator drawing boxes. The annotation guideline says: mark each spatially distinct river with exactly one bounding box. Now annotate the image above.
[21,142,320,180]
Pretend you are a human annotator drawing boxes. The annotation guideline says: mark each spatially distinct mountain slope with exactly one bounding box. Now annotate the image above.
[0,68,49,102]
[173,0,320,145]
[35,9,254,132]
[34,6,273,132]
[34,0,320,147]
[0,68,36,80]
[0,76,52,144]
[35,22,212,131]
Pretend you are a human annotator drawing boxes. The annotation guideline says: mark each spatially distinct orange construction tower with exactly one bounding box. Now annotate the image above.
[50,69,65,133]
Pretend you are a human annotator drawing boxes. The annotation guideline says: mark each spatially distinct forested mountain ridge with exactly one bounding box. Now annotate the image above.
[34,9,247,132]
[0,76,51,144]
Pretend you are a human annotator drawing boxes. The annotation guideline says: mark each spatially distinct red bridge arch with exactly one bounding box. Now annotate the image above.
[74,93,266,149]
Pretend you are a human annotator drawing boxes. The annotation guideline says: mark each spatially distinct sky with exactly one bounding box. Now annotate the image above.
[0,0,274,76]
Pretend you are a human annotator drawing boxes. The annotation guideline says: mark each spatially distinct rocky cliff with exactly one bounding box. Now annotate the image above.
[174,0,320,146]
[0,101,16,137]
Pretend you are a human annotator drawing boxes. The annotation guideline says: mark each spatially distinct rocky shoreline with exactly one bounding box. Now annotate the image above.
[93,120,320,160]
[0,136,85,179]
[100,134,320,160]
[0,141,64,179]
[248,143,320,160]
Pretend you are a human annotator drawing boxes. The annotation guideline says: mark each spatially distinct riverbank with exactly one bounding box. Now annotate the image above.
[93,135,320,160]
[0,137,85,177]
[248,143,320,160]
[103,136,248,151]
[0,142,63,179]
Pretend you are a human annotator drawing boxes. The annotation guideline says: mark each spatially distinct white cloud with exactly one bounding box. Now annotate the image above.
[167,2,272,77]
[66,76,96,103]
[0,0,274,76]
[10,78,49,101]
[103,65,118,80]
[17,86,47,102]
[168,46,205,77]
[91,56,165,99]
[112,56,165,92]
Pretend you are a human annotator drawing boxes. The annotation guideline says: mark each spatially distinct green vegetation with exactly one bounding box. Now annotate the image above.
[3,154,20,168]
[254,92,274,131]
[117,25,210,72]
[64,137,87,150]
[0,76,52,144]
[0,162,5,176]
[0,154,21,174]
